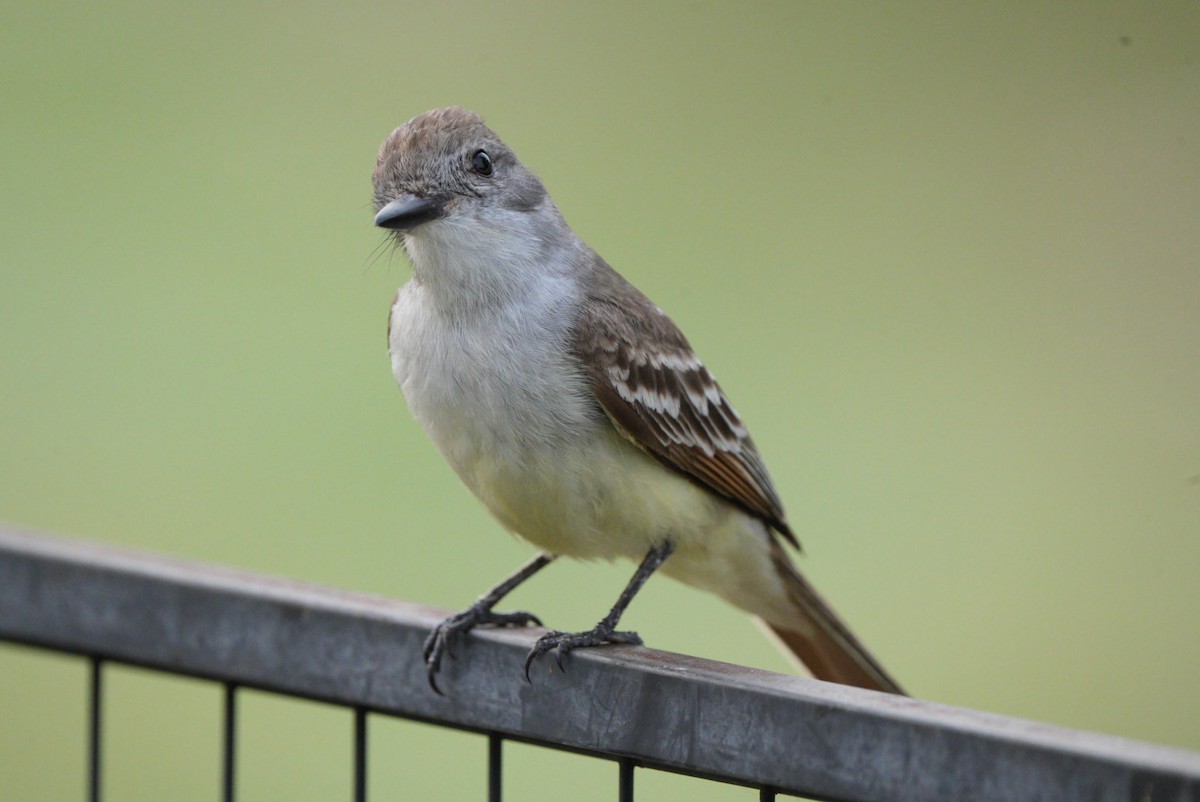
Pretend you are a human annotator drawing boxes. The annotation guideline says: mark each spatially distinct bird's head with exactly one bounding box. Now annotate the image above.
[372,107,549,242]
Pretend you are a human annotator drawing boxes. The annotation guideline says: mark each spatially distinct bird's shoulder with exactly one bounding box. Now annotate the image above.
[570,259,796,546]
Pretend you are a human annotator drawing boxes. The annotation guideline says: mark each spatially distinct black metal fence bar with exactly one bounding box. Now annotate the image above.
[488,732,502,802]
[618,757,634,802]
[354,707,367,802]
[2,528,1199,802]
[223,683,237,802]
[88,655,102,802]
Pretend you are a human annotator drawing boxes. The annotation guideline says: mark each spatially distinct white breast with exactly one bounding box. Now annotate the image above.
[388,261,612,544]
[389,275,588,450]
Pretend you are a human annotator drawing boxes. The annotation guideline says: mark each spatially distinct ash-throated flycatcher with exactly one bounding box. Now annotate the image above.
[373,107,904,695]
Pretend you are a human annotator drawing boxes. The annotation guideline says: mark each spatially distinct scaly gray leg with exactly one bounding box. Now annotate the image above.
[424,552,555,693]
[523,541,675,680]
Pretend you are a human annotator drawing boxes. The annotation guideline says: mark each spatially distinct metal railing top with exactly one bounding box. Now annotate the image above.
[2,527,1198,802]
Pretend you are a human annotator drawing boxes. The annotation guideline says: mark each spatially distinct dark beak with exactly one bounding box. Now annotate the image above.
[374,194,442,230]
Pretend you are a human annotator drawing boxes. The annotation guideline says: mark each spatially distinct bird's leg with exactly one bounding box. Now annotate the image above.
[424,552,554,693]
[524,540,675,680]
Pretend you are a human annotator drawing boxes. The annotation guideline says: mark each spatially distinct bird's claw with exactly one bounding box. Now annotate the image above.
[424,604,542,694]
[523,625,643,681]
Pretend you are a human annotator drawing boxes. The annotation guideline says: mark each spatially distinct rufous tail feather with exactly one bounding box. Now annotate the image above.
[763,541,905,695]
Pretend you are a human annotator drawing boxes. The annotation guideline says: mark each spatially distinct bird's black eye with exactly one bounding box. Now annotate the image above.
[471,149,493,176]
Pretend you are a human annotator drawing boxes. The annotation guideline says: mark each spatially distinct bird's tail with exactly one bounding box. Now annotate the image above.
[760,541,905,695]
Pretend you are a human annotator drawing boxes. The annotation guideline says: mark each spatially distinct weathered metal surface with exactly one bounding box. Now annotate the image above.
[2,528,1198,801]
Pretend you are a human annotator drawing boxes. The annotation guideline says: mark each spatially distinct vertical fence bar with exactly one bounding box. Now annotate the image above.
[87,656,103,802]
[759,787,776,801]
[618,758,634,802]
[487,733,503,802]
[222,683,237,802]
[353,707,367,802]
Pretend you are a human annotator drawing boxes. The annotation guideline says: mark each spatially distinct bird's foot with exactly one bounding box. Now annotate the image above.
[523,622,643,680]
[424,603,542,694]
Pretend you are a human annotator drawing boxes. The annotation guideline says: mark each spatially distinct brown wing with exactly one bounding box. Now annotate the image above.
[573,264,797,548]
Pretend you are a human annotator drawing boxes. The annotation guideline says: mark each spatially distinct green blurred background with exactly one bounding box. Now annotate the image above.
[2,2,1198,799]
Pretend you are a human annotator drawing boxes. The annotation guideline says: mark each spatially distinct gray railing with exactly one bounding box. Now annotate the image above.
[2,527,1198,801]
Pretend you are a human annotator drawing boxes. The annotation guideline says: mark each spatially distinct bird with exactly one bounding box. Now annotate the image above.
[372,106,904,695]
